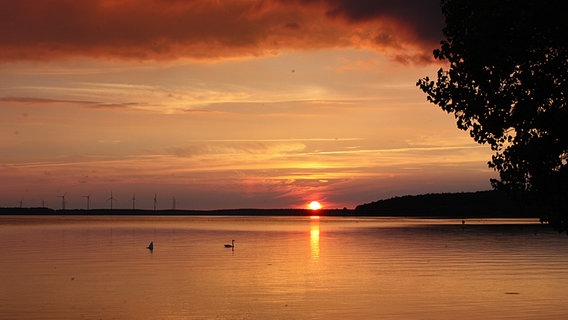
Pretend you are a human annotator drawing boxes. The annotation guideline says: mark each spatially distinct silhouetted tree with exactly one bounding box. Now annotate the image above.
[417,0,567,228]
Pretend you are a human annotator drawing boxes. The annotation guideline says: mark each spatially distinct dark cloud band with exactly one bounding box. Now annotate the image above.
[0,0,443,62]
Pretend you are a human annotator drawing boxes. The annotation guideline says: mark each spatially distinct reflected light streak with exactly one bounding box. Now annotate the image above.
[310,217,320,260]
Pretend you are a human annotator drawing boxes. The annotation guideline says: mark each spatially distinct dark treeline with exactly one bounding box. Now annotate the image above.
[355,190,539,218]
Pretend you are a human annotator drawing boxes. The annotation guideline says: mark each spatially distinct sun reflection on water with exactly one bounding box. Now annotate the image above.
[310,216,320,260]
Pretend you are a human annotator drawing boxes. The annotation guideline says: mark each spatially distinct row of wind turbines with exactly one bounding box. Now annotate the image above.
[55,192,178,211]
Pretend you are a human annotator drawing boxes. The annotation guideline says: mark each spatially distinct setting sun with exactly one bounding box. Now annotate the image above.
[308,201,322,210]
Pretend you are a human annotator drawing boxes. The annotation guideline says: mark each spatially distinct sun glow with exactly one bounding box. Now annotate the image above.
[308,201,322,210]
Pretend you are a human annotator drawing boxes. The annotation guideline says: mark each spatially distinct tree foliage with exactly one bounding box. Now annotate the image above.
[417,0,568,218]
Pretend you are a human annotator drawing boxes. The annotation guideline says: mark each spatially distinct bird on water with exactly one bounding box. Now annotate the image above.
[224,240,235,248]
[147,241,154,251]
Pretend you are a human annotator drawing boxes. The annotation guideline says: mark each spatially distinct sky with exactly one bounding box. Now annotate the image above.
[0,0,496,210]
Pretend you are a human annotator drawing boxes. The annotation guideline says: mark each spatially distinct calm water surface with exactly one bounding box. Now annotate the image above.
[1,215,567,319]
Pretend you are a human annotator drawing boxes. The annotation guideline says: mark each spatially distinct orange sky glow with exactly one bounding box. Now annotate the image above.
[0,0,496,210]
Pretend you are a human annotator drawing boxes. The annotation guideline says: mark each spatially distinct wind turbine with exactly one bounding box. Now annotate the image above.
[132,194,136,210]
[82,195,91,210]
[172,196,177,210]
[153,193,158,211]
[108,192,116,210]
[57,194,66,210]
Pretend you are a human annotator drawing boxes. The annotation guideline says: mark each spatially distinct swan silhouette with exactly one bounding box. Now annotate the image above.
[224,240,235,248]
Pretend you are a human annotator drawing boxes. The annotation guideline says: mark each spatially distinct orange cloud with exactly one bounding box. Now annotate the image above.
[0,0,442,62]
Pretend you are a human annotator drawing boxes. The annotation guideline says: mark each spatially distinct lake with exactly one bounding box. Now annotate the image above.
[1,215,567,319]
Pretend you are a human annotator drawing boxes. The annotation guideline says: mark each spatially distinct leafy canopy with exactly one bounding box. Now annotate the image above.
[417,0,567,208]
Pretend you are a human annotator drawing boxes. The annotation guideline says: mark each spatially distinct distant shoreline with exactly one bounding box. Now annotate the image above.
[0,207,352,217]
[0,190,544,219]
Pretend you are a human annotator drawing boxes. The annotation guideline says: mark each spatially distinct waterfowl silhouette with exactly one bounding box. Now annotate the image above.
[224,240,235,248]
[147,241,154,251]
